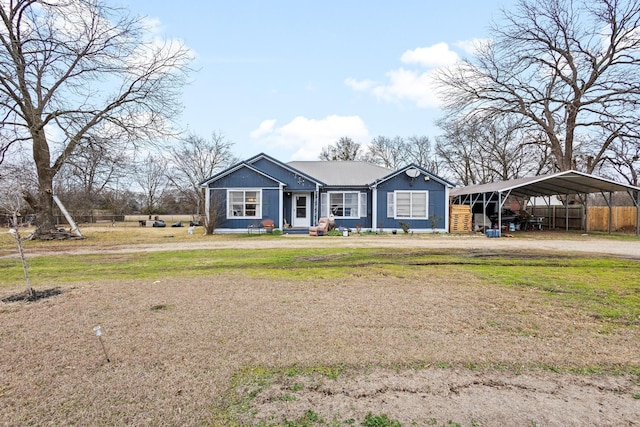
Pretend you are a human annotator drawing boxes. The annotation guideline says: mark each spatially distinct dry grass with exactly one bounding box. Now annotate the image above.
[0,224,212,256]
[1,265,638,425]
[1,227,639,425]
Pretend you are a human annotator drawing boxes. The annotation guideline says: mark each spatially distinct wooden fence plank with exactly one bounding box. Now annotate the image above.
[529,206,637,232]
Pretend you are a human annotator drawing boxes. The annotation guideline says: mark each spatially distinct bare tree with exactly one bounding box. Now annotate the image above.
[0,175,34,298]
[0,0,192,238]
[436,0,640,174]
[135,154,168,219]
[478,117,551,180]
[601,136,640,186]
[166,131,236,229]
[55,136,130,213]
[435,118,488,186]
[364,135,440,172]
[436,116,548,185]
[204,188,227,234]
[319,137,363,161]
[0,133,13,166]
[365,136,406,169]
[405,135,439,173]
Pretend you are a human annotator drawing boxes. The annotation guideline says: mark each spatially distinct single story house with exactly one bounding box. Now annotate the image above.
[199,153,455,233]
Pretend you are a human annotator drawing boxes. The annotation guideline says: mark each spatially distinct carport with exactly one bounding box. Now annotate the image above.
[450,170,640,236]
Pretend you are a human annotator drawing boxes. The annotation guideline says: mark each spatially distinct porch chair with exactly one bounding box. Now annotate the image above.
[309,217,329,236]
[260,219,276,233]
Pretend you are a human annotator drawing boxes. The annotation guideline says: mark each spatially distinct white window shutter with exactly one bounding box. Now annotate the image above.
[320,192,327,217]
[359,193,367,217]
[387,192,394,218]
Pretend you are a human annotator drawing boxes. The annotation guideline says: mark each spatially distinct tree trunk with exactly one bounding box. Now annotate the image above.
[35,173,56,233]
[31,131,58,238]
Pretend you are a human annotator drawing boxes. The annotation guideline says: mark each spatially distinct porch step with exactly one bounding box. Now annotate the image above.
[282,227,309,235]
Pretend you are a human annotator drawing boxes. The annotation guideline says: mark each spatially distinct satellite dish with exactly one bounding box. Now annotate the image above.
[405,168,420,178]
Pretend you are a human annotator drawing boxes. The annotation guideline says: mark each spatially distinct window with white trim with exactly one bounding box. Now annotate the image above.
[227,189,261,218]
[389,191,428,219]
[321,191,365,218]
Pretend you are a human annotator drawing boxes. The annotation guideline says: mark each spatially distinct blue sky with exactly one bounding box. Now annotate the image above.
[125,1,514,161]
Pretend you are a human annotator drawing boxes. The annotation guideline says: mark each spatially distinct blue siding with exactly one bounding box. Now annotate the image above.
[376,172,447,231]
[209,187,280,229]
[203,156,450,232]
[207,166,281,229]
[209,166,280,189]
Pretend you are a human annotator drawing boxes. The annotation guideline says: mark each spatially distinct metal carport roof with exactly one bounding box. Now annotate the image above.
[450,170,640,199]
[450,170,640,235]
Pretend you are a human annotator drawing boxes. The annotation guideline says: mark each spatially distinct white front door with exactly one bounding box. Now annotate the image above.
[292,193,310,227]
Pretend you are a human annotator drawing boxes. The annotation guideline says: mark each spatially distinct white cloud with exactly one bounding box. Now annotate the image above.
[346,41,476,109]
[372,68,441,108]
[250,115,369,160]
[344,77,378,91]
[455,38,490,55]
[249,119,277,138]
[141,17,164,37]
[600,25,640,54]
[400,42,459,67]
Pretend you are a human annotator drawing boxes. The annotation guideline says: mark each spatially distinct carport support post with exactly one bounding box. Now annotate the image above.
[608,192,613,235]
[584,193,589,233]
[483,193,487,230]
[636,190,640,237]
[498,191,504,233]
[565,195,569,231]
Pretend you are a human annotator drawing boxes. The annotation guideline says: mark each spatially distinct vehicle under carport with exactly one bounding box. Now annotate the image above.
[450,170,640,236]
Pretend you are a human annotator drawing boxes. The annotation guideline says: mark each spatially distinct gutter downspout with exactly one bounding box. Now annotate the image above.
[371,184,378,232]
[279,183,285,229]
[444,185,451,233]
[315,184,320,224]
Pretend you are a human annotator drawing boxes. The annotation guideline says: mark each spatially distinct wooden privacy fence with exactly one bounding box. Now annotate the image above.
[449,205,639,233]
[587,206,638,232]
[530,206,638,232]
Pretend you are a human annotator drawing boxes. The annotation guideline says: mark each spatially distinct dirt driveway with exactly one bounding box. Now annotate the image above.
[14,231,640,259]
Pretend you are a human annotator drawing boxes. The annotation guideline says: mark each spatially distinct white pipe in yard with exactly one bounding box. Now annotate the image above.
[52,194,84,238]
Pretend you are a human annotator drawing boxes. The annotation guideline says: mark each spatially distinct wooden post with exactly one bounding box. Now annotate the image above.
[584,193,589,233]
[608,192,613,235]
[636,190,640,237]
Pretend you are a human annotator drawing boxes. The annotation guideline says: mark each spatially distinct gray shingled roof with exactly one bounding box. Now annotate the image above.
[288,161,393,186]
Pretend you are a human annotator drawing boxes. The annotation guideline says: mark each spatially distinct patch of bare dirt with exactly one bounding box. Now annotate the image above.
[238,367,640,426]
[1,272,638,426]
[1,287,62,303]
